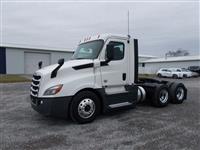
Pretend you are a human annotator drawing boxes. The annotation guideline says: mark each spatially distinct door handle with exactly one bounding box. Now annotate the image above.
[122,73,126,81]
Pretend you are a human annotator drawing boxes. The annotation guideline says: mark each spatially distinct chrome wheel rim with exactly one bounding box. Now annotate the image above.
[78,98,95,119]
[159,89,169,103]
[176,87,184,101]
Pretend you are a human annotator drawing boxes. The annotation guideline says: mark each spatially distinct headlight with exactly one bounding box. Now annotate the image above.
[44,84,63,95]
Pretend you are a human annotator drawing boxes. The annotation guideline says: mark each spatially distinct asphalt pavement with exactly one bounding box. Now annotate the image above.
[0,78,199,150]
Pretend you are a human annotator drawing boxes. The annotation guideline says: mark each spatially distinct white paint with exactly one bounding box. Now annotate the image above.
[100,37,129,94]
[34,34,135,97]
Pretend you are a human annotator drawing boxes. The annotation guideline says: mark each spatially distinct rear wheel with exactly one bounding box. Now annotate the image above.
[152,84,169,107]
[70,91,100,124]
[169,83,186,104]
[183,74,187,78]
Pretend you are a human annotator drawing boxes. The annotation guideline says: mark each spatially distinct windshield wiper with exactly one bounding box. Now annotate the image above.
[76,58,86,60]
[71,57,92,60]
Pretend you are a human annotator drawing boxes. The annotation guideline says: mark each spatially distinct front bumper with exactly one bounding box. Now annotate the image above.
[30,95,72,118]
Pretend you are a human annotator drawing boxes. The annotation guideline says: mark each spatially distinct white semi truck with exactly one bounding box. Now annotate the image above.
[30,34,187,123]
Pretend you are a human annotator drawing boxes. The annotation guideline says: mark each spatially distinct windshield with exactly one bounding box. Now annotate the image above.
[72,40,104,60]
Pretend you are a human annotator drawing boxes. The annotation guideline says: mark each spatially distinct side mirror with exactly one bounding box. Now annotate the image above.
[38,61,42,69]
[51,58,65,78]
[58,58,64,66]
[106,44,114,62]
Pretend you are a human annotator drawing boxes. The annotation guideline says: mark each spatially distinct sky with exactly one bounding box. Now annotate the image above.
[1,0,199,56]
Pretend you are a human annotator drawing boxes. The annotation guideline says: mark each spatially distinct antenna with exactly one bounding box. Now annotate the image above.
[127,10,131,38]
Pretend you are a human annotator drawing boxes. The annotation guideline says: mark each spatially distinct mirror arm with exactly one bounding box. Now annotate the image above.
[105,59,111,64]
[51,58,65,78]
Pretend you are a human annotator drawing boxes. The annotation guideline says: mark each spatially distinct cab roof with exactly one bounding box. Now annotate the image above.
[79,34,130,44]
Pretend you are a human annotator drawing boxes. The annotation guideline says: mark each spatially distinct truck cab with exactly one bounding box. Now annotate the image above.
[30,34,187,123]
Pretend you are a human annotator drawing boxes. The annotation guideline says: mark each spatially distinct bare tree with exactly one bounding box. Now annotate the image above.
[165,48,190,57]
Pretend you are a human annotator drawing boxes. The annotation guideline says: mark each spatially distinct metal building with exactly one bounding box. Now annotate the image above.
[138,54,158,62]
[2,44,198,76]
[139,55,200,74]
[0,45,73,74]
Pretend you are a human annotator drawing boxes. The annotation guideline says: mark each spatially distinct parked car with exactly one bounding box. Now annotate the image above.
[188,66,200,75]
[180,68,198,77]
[157,68,196,78]
[156,68,183,78]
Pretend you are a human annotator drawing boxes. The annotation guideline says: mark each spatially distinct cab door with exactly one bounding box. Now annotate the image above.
[100,38,131,106]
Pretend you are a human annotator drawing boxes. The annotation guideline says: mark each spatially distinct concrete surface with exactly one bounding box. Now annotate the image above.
[0,78,200,150]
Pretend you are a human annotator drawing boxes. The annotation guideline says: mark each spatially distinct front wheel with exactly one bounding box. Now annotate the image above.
[70,91,100,124]
[157,73,162,78]
[172,74,178,79]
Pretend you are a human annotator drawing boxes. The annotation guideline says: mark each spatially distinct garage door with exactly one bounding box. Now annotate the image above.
[24,52,50,74]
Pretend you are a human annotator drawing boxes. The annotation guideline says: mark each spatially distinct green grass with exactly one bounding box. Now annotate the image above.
[0,75,31,83]
[138,74,156,78]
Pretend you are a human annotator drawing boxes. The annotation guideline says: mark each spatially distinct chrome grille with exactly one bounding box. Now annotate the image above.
[30,74,41,97]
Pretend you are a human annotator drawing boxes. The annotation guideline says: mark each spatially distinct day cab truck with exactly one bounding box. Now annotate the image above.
[30,34,187,124]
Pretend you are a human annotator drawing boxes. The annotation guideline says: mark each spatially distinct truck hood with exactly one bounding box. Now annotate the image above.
[36,59,94,75]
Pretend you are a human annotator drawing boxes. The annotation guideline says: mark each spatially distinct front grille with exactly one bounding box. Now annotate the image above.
[32,80,40,85]
[30,74,41,97]
[33,74,41,80]
[31,98,37,105]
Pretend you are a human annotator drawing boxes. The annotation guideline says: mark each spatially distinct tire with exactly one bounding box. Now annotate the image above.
[70,91,100,124]
[157,73,162,78]
[183,74,187,78]
[172,74,178,79]
[152,84,169,107]
[169,83,187,104]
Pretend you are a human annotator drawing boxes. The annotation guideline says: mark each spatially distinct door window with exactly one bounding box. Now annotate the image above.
[107,41,124,60]
[162,69,167,72]
[166,69,172,72]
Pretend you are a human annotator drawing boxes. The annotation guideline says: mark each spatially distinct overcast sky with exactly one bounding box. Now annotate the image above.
[1,1,199,56]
